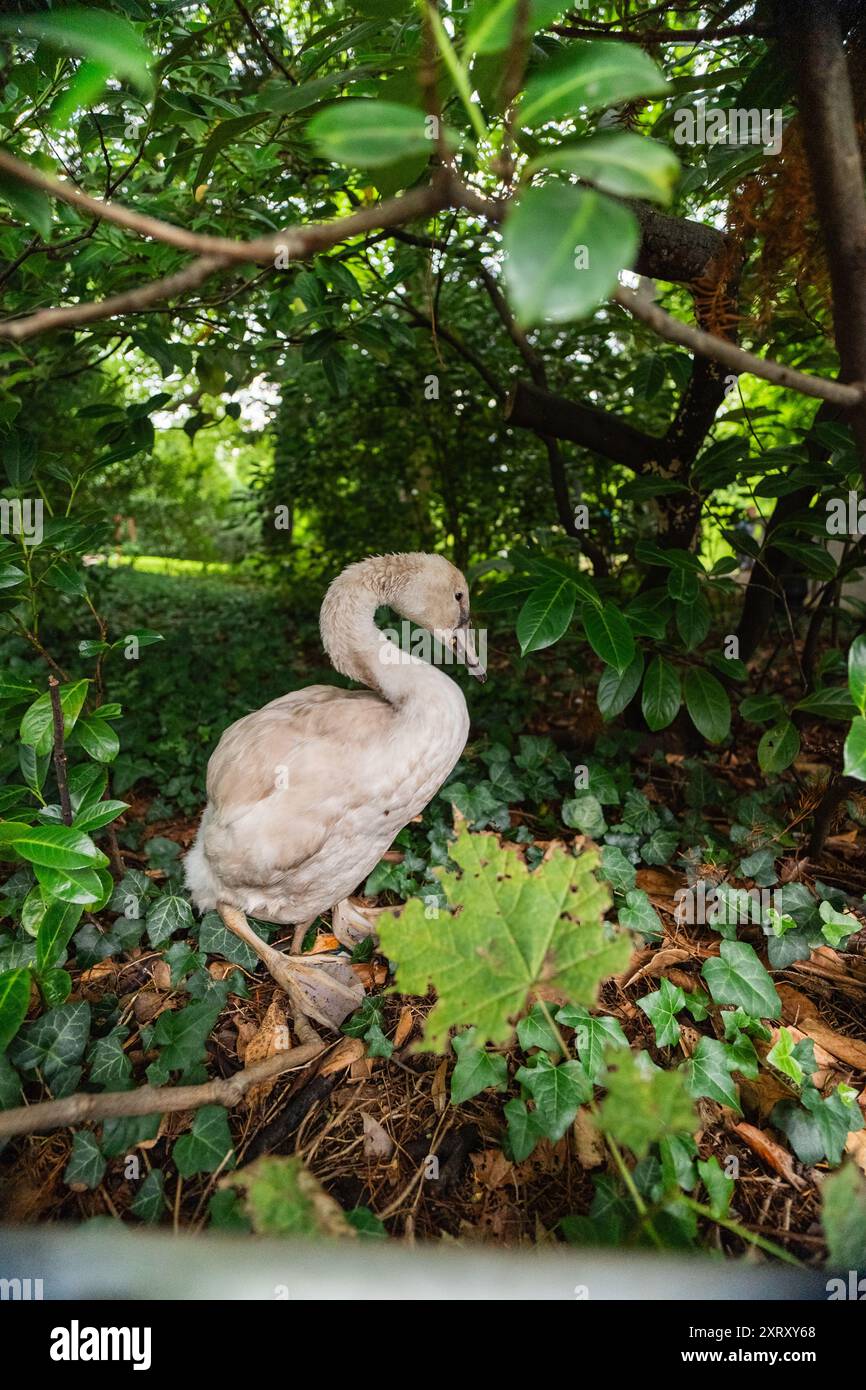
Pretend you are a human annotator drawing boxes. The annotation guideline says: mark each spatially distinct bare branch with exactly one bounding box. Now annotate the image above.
[48,676,72,825]
[614,284,864,407]
[0,1041,325,1139]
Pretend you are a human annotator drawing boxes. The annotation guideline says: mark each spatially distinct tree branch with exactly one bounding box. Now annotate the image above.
[505,380,655,469]
[0,1040,325,1139]
[614,284,864,406]
[48,676,72,826]
[780,0,866,480]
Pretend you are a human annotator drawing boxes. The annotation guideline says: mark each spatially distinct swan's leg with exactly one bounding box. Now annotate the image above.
[331,897,386,949]
[290,918,313,955]
[216,902,363,1034]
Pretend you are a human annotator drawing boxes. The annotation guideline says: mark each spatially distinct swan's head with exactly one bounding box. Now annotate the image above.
[395,554,486,682]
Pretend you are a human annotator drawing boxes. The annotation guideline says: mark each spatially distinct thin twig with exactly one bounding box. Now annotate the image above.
[48,676,72,825]
[0,1040,325,1138]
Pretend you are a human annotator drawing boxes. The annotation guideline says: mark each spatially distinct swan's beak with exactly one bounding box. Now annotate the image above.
[452,625,487,682]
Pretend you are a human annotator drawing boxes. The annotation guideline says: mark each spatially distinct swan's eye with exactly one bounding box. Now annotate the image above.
[455,591,464,601]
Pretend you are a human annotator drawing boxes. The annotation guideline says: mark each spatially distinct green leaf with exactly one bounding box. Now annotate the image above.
[758,719,800,774]
[697,1155,734,1218]
[818,899,858,949]
[377,827,628,1050]
[465,0,566,55]
[0,967,30,1054]
[0,172,51,238]
[503,184,639,326]
[88,1027,133,1092]
[146,894,194,947]
[516,578,576,654]
[519,41,667,126]
[131,1168,165,1223]
[600,845,636,894]
[641,656,681,731]
[173,1104,236,1177]
[5,824,107,871]
[10,1000,90,1080]
[74,717,120,763]
[619,888,663,938]
[598,1048,696,1158]
[308,100,432,168]
[641,828,680,866]
[822,1162,866,1269]
[773,1084,863,1167]
[198,910,265,970]
[72,799,127,833]
[222,1154,351,1236]
[739,694,785,724]
[556,1004,628,1081]
[516,1001,561,1053]
[843,717,866,780]
[561,792,606,838]
[676,592,710,650]
[794,686,856,721]
[450,1028,508,1103]
[766,1026,805,1086]
[503,1096,545,1161]
[638,978,686,1047]
[516,1054,592,1141]
[848,635,866,716]
[20,679,89,754]
[147,999,222,1084]
[582,602,636,675]
[702,940,781,1018]
[528,132,679,204]
[684,668,731,744]
[1,9,153,91]
[597,650,644,720]
[36,900,84,973]
[685,1036,741,1111]
[64,1130,106,1190]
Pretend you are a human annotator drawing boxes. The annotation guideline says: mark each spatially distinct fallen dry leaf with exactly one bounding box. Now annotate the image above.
[362,1112,394,1160]
[393,1006,414,1050]
[320,1037,365,1075]
[471,1149,513,1191]
[242,998,290,1108]
[573,1107,605,1168]
[733,1121,806,1191]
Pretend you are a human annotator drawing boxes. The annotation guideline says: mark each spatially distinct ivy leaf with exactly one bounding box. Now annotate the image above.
[818,899,859,949]
[515,1002,561,1054]
[685,1036,741,1111]
[640,828,680,866]
[638,977,686,1047]
[87,1027,133,1092]
[64,1130,106,1191]
[600,844,636,894]
[503,1097,545,1162]
[378,828,628,1050]
[598,1048,696,1158]
[702,940,780,1019]
[173,1105,236,1177]
[556,1004,628,1082]
[562,792,607,838]
[197,910,264,970]
[10,1000,91,1081]
[516,1054,593,1141]
[773,1084,863,1166]
[766,1027,805,1086]
[619,888,663,939]
[450,1028,508,1104]
[131,1168,165,1223]
[145,893,193,947]
[147,999,222,1084]
[697,1155,734,1218]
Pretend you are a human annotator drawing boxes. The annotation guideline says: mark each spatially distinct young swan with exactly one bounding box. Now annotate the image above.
[184,552,485,1034]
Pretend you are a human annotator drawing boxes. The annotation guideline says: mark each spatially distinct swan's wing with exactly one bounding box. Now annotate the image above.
[203,686,392,878]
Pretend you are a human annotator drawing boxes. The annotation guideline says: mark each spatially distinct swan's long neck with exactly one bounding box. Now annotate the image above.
[319,555,443,703]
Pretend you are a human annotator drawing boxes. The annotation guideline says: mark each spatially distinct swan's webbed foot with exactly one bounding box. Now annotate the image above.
[330,897,386,949]
[216,903,363,1035]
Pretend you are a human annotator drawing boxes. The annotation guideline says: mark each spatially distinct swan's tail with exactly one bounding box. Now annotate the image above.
[184,809,221,911]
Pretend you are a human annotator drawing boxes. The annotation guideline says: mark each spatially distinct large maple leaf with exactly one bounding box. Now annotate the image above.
[377,827,630,1050]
